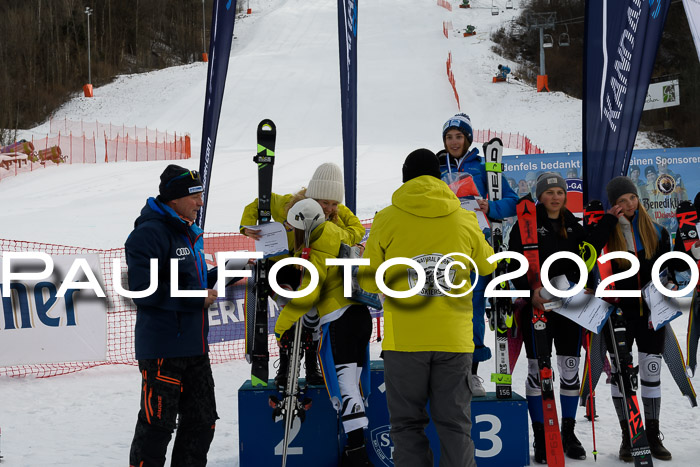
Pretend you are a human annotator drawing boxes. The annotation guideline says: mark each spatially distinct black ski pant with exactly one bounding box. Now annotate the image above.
[521,306,583,358]
[328,304,372,365]
[129,355,218,467]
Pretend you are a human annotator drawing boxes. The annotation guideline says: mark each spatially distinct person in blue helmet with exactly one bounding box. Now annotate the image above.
[437,113,518,396]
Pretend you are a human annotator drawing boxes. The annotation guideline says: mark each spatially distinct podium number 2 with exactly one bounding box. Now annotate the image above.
[475,414,502,458]
[274,415,303,456]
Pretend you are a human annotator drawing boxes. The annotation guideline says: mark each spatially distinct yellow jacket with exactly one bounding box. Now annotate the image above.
[239,192,365,259]
[358,175,495,353]
[274,221,359,339]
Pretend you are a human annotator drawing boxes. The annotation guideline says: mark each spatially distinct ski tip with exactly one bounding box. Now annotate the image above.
[251,375,268,387]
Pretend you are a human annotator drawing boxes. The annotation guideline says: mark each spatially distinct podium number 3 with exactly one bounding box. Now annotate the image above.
[475,414,502,458]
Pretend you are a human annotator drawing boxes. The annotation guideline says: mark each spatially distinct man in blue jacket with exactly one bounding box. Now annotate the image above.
[438,113,518,397]
[127,165,219,467]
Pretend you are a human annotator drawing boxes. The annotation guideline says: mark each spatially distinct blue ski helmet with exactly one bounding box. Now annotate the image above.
[442,113,473,145]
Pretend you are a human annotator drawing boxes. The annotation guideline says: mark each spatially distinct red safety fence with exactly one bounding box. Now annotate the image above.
[0,133,97,182]
[473,129,544,154]
[0,221,381,378]
[443,20,452,38]
[437,0,453,11]
[104,133,191,162]
[1,120,191,183]
[446,52,461,110]
[50,117,185,143]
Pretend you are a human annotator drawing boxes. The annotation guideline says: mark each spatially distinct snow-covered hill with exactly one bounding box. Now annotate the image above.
[2,1,692,466]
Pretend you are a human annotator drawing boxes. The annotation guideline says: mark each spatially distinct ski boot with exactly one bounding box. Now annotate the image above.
[304,346,324,386]
[274,348,289,389]
[561,418,586,460]
[618,420,633,462]
[646,419,672,460]
[532,422,546,464]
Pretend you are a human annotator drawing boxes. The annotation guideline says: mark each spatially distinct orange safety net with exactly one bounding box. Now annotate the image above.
[0,221,381,378]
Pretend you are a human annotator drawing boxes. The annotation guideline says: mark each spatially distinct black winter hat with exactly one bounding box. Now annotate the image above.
[606,176,638,205]
[402,149,442,183]
[535,172,567,199]
[159,164,203,201]
[644,165,657,178]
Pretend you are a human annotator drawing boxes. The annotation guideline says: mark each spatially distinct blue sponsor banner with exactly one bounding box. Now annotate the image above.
[208,278,279,344]
[337,0,358,212]
[583,0,671,206]
[501,148,700,243]
[196,0,238,229]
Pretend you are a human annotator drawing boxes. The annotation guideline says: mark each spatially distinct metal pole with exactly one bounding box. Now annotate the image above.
[539,27,545,76]
[85,7,93,84]
[202,0,206,54]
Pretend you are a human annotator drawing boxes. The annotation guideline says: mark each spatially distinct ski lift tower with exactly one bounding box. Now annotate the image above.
[526,12,556,92]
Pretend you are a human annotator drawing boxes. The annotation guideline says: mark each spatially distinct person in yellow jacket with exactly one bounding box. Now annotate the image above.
[358,149,495,467]
[274,199,373,466]
[239,162,365,387]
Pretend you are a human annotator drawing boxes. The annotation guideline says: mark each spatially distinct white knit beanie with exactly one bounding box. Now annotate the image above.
[306,163,344,203]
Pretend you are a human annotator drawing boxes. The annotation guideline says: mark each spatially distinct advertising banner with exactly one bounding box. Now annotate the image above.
[0,254,107,366]
[501,147,700,242]
[583,0,671,205]
[197,0,238,229]
[337,0,359,212]
[644,79,680,111]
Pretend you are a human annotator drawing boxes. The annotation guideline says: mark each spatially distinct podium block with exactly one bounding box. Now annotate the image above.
[238,362,530,466]
[238,380,341,466]
[365,360,530,466]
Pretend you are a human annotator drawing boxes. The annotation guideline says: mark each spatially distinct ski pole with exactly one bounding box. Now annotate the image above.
[586,332,598,461]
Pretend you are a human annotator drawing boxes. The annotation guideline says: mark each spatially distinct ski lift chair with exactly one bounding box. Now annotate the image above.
[559,25,570,47]
[506,0,514,9]
[491,5,499,15]
[543,34,554,48]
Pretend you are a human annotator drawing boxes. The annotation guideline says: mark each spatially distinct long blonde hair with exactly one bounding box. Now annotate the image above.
[607,203,659,267]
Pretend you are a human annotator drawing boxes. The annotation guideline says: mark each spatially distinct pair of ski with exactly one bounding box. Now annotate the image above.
[582,200,653,466]
[483,138,515,399]
[246,119,311,466]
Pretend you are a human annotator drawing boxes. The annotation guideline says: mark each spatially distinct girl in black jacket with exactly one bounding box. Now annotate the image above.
[603,176,675,461]
[508,172,616,463]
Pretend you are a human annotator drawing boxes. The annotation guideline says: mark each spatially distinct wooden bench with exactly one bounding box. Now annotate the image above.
[0,152,29,170]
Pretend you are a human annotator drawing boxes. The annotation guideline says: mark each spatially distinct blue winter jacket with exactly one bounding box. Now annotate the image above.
[125,197,217,360]
[437,148,518,221]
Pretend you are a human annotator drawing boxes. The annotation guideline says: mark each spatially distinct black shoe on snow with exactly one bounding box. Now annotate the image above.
[532,422,547,464]
[304,347,324,386]
[561,418,586,460]
[646,419,672,460]
[619,420,633,462]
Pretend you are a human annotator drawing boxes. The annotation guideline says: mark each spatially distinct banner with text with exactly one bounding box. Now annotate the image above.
[583,0,671,205]
[0,254,107,366]
[197,0,238,229]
